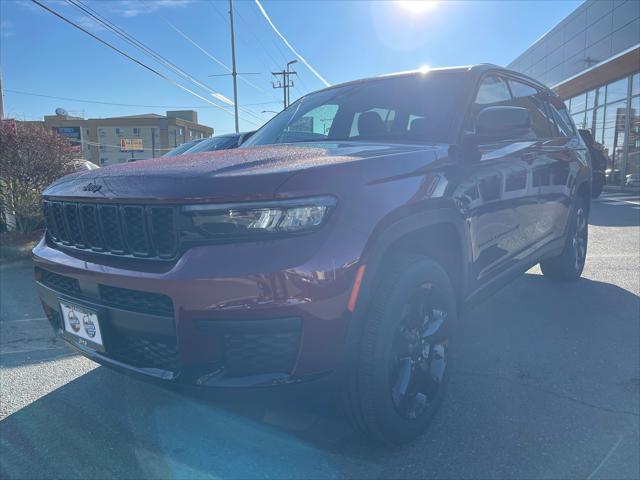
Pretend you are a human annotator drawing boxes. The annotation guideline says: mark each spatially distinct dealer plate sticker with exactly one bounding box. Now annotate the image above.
[60,301,104,349]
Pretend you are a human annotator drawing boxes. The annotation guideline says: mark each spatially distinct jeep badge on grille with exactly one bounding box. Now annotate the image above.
[82,182,102,193]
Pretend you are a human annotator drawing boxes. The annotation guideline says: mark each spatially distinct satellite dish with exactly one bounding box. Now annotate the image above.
[55,107,68,116]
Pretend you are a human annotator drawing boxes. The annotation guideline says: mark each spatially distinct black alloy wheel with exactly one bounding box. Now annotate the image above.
[389,282,449,420]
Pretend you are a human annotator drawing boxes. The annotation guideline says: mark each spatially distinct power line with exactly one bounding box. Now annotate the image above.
[211,1,283,107]
[246,1,290,66]
[83,140,174,152]
[63,0,263,126]
[4,89,216,109]
[163,18,264,92]
[30,0,246,123]
[233,4,282,72]
[253,0,331,87]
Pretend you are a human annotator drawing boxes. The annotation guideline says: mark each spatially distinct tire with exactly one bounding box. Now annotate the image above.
[343,255,456,445]
[540,195,588,281]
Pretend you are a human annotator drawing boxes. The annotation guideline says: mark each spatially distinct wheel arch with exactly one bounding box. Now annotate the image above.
[355,209,469,319]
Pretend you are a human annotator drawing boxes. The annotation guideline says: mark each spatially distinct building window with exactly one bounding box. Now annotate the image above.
[133,127,141,136]
[115,128,123,136]
[628,95,639,183]
[98,128,106,137]
[100,158,108,165]
[606,78,629,104]
[99,145,106,151]
[178,127,184,136]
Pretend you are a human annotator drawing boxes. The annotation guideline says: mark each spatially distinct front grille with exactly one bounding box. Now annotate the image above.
[224,332,300,376]
[37,268,174,317]
[99,284,174,317]
[43,200,177,260]
[109,336,178,371]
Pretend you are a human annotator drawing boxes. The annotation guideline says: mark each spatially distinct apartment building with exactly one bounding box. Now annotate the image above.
[33,110,213,166]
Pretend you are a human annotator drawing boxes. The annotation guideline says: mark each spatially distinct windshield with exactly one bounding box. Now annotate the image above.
[185,135,239,153]
[244,72,466,147]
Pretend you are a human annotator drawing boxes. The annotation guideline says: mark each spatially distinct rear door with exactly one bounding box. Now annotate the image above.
[503,77,563,252]
[538,94,587,244]
[456,74,540,286]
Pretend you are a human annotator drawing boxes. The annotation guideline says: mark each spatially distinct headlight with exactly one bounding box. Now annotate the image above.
[182,196,336,239]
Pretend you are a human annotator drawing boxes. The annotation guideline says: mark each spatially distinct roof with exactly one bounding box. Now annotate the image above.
[302,64,552,99]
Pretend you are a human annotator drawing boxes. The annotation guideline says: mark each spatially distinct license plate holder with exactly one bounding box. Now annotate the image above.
[59,300,106,352]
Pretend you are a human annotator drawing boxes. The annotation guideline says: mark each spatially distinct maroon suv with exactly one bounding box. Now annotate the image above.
[34,65,591,444]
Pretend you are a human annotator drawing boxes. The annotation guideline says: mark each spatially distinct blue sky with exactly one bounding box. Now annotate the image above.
[1,0,583,134]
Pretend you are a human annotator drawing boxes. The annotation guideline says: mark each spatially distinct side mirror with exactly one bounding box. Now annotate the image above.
[476,106,531,142]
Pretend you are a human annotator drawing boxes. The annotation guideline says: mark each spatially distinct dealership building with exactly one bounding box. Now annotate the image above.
[27,110,213,166]
[508,0,639,186]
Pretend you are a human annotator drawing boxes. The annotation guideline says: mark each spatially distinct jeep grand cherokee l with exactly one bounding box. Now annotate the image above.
[33,65,591,444]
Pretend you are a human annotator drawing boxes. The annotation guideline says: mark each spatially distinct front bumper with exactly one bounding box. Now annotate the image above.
[33,229,362,388]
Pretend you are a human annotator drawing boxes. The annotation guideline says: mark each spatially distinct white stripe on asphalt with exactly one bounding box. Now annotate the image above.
[1,317,48,324]
[0,346,66,355]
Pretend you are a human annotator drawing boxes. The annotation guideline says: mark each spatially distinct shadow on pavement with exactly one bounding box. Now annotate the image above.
[1,274,638,479]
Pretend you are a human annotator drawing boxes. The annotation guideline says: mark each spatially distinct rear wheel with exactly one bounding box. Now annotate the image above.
[344,255,456,445]
[540,195,588,281]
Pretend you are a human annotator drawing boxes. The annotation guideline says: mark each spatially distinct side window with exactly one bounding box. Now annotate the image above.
[547,99,576,137]
[507,80,554,139]
[475,75,511,105]
[465,75,512,134]
[509,81,538,98]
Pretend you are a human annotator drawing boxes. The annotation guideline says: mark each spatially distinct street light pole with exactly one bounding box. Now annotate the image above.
[286,60,298,107]
[228,0,239,133]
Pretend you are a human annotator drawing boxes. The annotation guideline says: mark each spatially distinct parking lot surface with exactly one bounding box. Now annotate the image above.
[1,192,638,479]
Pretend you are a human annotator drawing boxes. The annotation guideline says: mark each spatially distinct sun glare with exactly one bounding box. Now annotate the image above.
[396,1,438,14]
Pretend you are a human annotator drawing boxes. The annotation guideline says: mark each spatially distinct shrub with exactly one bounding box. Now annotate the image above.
[0,122,76,234]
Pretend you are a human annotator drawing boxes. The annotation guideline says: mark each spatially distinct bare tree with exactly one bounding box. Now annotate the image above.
[0,122,76,234]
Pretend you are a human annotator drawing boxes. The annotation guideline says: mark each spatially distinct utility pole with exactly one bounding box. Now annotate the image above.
[228,0,239,133]
[272,60,297,110]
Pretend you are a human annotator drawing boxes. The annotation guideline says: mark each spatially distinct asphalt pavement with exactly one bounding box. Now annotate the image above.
[1,192,638,479]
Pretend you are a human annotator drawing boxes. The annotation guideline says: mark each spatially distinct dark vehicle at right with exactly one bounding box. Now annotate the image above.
[183,131,255,154]
[578,128,606,197]
[162,138,204,157]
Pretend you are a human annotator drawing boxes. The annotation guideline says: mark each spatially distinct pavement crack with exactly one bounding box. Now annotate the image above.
[454,369,640,418]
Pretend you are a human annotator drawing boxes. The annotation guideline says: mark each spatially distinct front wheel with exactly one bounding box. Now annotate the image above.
[540,195,588,281]
[343,255,456,445]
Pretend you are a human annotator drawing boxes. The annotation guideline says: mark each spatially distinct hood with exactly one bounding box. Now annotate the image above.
[43,142,442,203]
